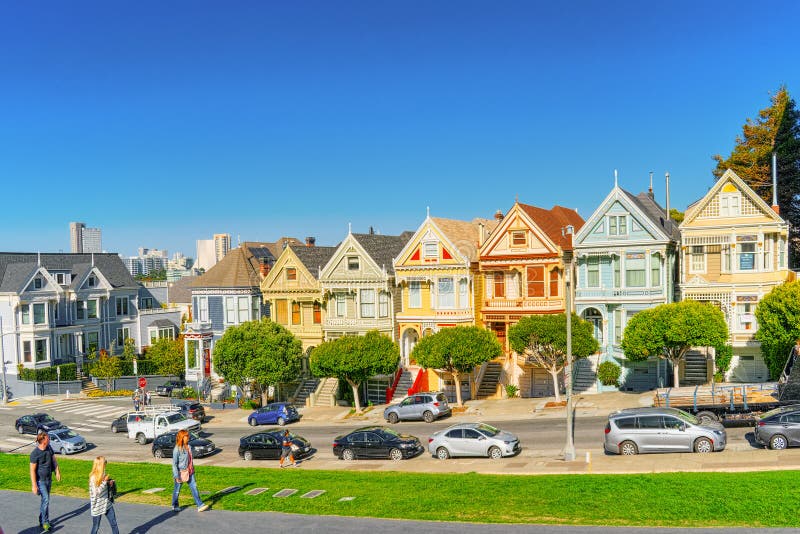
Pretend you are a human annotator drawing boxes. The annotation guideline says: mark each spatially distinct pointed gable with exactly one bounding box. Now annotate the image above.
[191,246,261,288]
[290,244,339,280]
[482,203,584,259]
[351,232,414,275]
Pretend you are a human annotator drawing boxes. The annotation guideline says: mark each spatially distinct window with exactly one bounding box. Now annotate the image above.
[275,299,288,324]
[720,193,740,217]
[336,294,347,317]
[722,245,732,272]
[35,339,47,362]
[379,292,389,317]
[638,416,663,429]
[651,254,661,287]
[612,256,621,287]
[625,253,646,287]
[510,231,526,247]
[252,296,260,321]
[116,327,130,347]
[23,341,32,362]
[738,302,757,330]
[423,242,437,258]
[780,237,787,268]
[690,246,705,273]
[238,297,249,323]
[587,257,600,287]
[764,237,773,270]
[408,281,421,308]
[458,278,468,308]
[149,326,174,344]
[739,243,756,271]
[33,303,45,324]
[549,269,560,297]
[88,275,96,287]
[360,289,375,318]
[56,273,65,285]
[526,266,545,297]
[313,302,321,324]
[198,297,208,321]
[615,417,636,430]
[87,300,98,319]
[613,309,623,344]
[140,297,153,310]
[438,278,455,307]
[84,332,99,353]
[286,268,297,281]
[34,278,42,289]
[609,215,627,236]
[493,272,505,298]
[225,297,236,324]
[21,305,30,325]
[116,297,129,316]
[291,302,301,324]
[347,257,359,271]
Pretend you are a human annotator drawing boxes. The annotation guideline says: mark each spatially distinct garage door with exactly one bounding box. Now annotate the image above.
[530,368,556,398]
[622,360,661,391]
[729,354,769,383]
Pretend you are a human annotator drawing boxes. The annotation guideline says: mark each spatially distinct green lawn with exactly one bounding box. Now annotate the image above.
[3,453,799,527]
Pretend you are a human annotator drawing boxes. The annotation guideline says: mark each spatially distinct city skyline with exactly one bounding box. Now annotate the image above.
[2,1,800,257]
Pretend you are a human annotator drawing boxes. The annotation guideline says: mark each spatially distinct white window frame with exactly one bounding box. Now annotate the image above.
[21,305,31,325]
[738,242,757,271]
[238,296,249,323]
[408,281,421,308]
[378,292,389,318]
[148,326,175,344]
[87,299,98,319]
[33,302,46,324]
[689,246,706,274]
[225,296,236,324]
[763,237,773,270]
[360,289,375,318]
[34,278,42,289]
[650,254,661,287]
[56,273,65,285]
[336,294,347,317]
[608,215,628,236]
[458,278,469,308]
[252,296,260,321]
[35,339,48,362]
[437,277,455,308]
[116,296,129,316]
[198,297,209,322]
[720,193,740,217]
[423,242,438,258]
[586,257,600,288]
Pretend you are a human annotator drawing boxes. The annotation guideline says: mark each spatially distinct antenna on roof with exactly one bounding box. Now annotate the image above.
[614,169,618,188]
[426,206,430,218]
[91,253,95,267]
[649,171,654,199]
[348,222,352,234]
[37,251,41,267]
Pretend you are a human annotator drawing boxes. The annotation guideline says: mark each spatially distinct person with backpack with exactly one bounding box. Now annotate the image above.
[89,456,120,534]
[171,429,209,513]
[29,431,60,532]
[279,430,297,468]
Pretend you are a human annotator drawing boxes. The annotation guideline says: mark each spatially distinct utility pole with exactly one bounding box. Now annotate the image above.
[562,226,576,462]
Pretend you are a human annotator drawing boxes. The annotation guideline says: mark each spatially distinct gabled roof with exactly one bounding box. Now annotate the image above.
[245,238,303,261]
[518,204,585,251]
[289,244,339,279]
[190,246,261,289]
[167,276,195,304]
[0,253,138,293]
[351,232,414,275]
[430,217,499,261]
[621,190,680,240]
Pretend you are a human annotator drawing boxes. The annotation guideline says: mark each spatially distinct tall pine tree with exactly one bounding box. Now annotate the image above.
[713,87,800,266]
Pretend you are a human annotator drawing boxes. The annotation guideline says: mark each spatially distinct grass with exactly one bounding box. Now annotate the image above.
[3,453,800,527]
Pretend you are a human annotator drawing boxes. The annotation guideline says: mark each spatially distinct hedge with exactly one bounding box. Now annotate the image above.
[17,363,77,382]
[84,359,161,377]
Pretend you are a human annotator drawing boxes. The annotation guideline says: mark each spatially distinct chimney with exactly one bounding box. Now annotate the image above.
[772,152,780,214]
[369,226,375,235]
[648,171,654,200]
[259,258,271,278]
[494,209,504,221]
[478,222,486,245]
[305,236,316,247]
[665,172,671,218]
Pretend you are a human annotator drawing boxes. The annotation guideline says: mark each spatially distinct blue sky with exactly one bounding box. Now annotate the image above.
[2,1,799,258]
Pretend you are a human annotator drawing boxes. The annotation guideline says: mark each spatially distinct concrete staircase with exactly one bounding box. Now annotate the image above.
[573,355,599,394]
[683,350,708,386]
[80,377,101,396]
[395,369,414,397]
[291,378,319,407]
[312,377,339,407]
[477,362,502,399]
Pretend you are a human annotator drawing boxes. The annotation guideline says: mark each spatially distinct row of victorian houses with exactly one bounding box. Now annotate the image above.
[1,169,792,404]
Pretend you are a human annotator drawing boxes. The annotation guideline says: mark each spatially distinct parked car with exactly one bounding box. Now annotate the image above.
[754,404,800,449]
[110,414,128,434]
[604,407,727,455]
[384,392,451,424]
[247,402,299,427]
[156,380,186,397]
[48,428,87,455]
[173,401,206,422]
[238,430,313,461]
[151,430,216,459]
[428,422,521,460]
[127,409,201,445]
[333,426,424,461]
[15,413,63,435]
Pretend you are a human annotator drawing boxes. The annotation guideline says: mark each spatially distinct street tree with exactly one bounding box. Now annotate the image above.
[146,337,185,377]
[91,354,124,392]
[310,330,399,412]
[508,314,599,402]
[755,280,800,379]
[622,301,728,388]
[213,319,303,405]
[411,326,502,406]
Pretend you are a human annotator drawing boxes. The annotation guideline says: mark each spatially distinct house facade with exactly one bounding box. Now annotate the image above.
[573,184,679,391]
[476,203,584,398]
[679,169,793,382]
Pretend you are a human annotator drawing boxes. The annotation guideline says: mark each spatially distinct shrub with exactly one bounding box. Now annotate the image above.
[597,361,621,387]
[505,384,519,398]
[17,363,77,382]
[87,389,134,398]
[241,399,260,410]
[180,387,199,399]
[715,345,733,375]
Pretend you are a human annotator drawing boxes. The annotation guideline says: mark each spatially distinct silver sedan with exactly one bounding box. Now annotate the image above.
[48,428,87,455]
[428,422,521,460]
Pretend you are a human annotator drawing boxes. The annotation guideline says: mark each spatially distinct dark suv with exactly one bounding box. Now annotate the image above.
[156,380,185,397]
[174,401,206,422]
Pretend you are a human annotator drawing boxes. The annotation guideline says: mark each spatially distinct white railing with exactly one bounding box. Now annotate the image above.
[483,298,563,310]
[576,288,665,299]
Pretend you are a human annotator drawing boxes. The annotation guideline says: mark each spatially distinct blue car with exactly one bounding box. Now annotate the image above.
[247,403,299,427]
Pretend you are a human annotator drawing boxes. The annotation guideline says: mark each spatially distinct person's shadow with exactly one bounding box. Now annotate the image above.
[129,509,180,533]
[16,503,91,533]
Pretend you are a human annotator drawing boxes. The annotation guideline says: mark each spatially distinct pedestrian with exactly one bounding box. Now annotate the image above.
[89,456,120,534]
[145,390,151,406]
[171,429,209,513]
[132,390,140,411]
[279,430,297,468]
[29,430,60,532]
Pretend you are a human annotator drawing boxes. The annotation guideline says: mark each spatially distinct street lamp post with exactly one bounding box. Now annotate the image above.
[562,225,576,462]
[0,316,10,404]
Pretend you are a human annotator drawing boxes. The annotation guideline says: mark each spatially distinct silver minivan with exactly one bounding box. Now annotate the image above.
[604,407,726,455]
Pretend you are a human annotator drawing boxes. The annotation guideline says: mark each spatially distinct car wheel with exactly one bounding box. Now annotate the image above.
[244,451,253,461]
[770,434,788,450]
[17,425,24,434]
[389,448,403,461]
[248,418,257,427]
[488,446,502,460]
[137,433,147,445]
[342,448,355,461]
[423,411,435,423]
[694,437,713,453]
[154,449,164,459]
[696,411,718,425]
[60,448,67,456]
[619,440,638,455]
[111,424,118,434]
[277,417,286,426]
[387,412,399,424]
[436,447,450,460]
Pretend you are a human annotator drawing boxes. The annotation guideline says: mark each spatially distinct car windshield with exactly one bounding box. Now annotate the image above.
[380,428,402,438]
[53,430,77,439]
[674,410,700,425]
[35,414,54,422]
[188,432,201,440]
[166,414,187,423]
[475,423,500,437]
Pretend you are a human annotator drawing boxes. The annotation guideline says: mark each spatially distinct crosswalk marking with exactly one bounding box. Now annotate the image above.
[70,427,94,433]
[5,437,35,444]
[84,423,109,428]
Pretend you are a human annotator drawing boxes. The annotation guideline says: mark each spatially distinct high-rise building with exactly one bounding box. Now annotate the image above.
[69,222,102,253]
[214,233,231,262]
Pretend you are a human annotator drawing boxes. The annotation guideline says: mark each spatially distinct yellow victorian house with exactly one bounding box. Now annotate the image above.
[680,169,793,382]
[392,215,497,401]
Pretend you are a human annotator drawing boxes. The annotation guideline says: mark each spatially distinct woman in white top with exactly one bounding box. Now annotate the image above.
[89,456,119,534]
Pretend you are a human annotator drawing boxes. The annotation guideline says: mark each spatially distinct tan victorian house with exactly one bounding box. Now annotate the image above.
[476,202,584,398]
[680,169,793,382]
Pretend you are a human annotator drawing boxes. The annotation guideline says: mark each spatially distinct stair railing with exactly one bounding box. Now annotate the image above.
[385,367,404,403]
[407,368,428,396]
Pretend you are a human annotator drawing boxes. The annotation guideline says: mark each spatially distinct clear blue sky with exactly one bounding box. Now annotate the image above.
[2,1,799,258]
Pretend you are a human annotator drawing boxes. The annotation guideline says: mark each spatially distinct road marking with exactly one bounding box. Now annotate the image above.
[69,427,94,433]
[84,423,109,428]
[5,437,35,444]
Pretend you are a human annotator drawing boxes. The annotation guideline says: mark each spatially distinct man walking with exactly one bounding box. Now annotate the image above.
[30,431,61,531]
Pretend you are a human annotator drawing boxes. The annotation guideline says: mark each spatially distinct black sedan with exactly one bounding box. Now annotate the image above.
[110,414,127,434]
[151,431,216,459]
[156,380,185,397]
[332,426,424,461]
[238,430,313,461]
[15,413,63,435]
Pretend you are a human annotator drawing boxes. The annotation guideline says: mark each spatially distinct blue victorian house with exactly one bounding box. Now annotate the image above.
[573,178,679,391]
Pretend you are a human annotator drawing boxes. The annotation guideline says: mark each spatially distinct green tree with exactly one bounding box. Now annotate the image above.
[713,86,800,265]
[91,355,124,392]
[669,208,684,225]
[622,301,728,388]
[213,319,303,405]
[508,314,599,402]
[411,326,502,406]
[755,280,800,379]
[121,337,137,360]
[146,337,185,377]
[310,330,399,412]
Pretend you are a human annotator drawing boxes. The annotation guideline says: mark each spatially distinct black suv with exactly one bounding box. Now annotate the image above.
[174,401,206,422]
[156,380,185,397]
